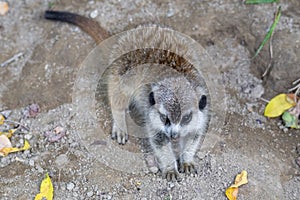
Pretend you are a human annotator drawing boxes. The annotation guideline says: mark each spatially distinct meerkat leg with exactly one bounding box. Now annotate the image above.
[179,134,201,175]
[108,78,130,145]
[111,109,128,144]
[150,131,180,181]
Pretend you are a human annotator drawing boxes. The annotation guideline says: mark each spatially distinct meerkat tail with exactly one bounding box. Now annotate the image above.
[44,10,109,44]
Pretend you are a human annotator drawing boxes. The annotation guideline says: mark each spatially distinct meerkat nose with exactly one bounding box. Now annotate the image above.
[170,130,179,140]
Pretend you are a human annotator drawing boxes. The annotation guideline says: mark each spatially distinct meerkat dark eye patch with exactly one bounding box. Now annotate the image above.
[149,92,155,106]
[198,95,207,110]
[181,112,192,125]
[160,113,170,126]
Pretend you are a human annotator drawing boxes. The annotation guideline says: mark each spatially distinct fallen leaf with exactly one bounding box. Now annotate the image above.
[0,114,5,125]
[225,170,248,200]
[0,139,30,156]
[28,103,40,118]
[7,129,17,137]
[282,111,300,129]
[226,187,239,200]
[44,127,66,142]
[34,173,54,200]
[0,135,12,149]
[286,93,300,102]
[0,129,17,138]
[0,1,9,16]
[264,94,296,117]
[232,170,248,187]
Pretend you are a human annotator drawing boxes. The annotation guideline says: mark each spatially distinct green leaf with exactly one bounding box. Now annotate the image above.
[246,0,279,4]
[252,6,281,58]
[282,111,300,129]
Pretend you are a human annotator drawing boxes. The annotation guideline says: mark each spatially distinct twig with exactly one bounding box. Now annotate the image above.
[4,119,30,131]
[292,78,300,85]
[288,79,300,93]
[288,78,300,103]
[0,52,23,67]
[260,97,270,103]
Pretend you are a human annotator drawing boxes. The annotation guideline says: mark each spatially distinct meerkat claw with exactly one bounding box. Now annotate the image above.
[180,163,198,175]
[112,122,128,145]
[163,170,181,182]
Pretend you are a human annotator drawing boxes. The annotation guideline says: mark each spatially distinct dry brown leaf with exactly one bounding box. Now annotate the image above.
[0,1,9,16]
[0,135,12,148]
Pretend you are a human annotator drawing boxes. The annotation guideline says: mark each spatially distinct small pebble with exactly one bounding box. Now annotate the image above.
[36,165,44,173]
[29,159,34,166]
[90,10,98,18]
[74,186,79,192]
[24,134,32,140]
[149,166,159,174]
[197,152,206,159]
[168,182,175,188]
[55,154,69,168]
[166,9,175,17]
[67,182,75,191]
[87,191,93,197]
[0,110,11,118]
[73,192,78,197]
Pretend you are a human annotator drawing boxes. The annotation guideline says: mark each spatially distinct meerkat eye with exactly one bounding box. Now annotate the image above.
[181,112,192,125]
[160,113,170,126]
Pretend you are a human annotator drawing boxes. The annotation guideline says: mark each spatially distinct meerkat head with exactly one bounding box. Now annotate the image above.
[147,77,209,140]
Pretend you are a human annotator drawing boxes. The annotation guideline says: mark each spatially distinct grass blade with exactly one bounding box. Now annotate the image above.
[246,0,279,4]
[253,6,281,59]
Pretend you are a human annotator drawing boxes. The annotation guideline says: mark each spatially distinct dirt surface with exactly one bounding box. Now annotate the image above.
[0,0,299,199]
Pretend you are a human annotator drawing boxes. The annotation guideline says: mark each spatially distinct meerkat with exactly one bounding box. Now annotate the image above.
[45,10,210,181]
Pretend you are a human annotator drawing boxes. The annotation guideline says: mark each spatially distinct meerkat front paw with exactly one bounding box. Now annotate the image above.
[179,162,198,175]
[111,122,128,145]
[163,169,181,182]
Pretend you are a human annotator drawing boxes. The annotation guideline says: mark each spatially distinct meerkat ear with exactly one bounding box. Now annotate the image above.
[149,92,155,106]
[198,95,207,110]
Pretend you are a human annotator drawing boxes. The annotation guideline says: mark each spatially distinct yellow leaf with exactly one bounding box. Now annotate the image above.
[35,173,54,200]
[7,129,17,138]
[226,187,238,200]
[264,94,296,117]
[0,129,16,138]
[232,170,248,187]
[225,171,248,200]
[22,140,31,150]
[0,139,30,157]
[0,114,5,125]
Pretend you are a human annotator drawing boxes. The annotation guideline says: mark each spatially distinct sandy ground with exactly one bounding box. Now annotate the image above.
[0,0,299,199]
